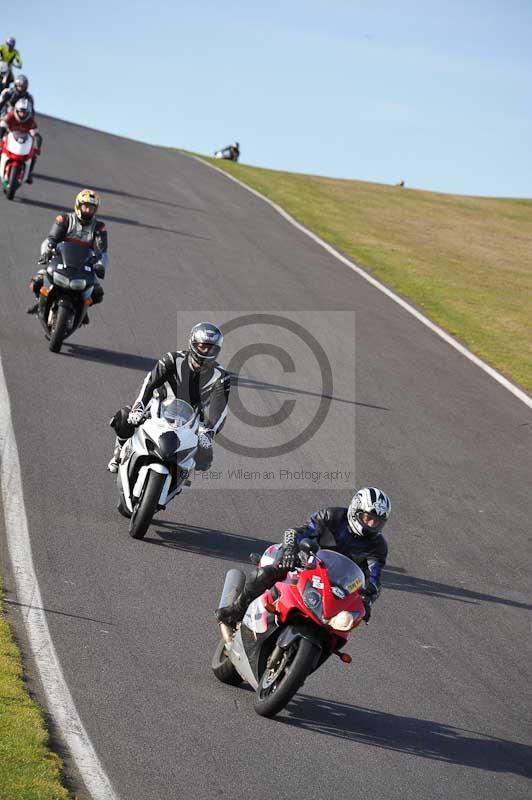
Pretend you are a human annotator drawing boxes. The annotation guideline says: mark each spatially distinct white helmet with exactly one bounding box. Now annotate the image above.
[347,487,391,537]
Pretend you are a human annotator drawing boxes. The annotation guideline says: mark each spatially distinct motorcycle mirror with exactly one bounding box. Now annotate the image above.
[249,552,261,565]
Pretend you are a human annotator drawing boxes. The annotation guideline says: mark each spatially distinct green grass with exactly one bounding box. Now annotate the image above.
[198,156,532,393]
[0,586,70,800]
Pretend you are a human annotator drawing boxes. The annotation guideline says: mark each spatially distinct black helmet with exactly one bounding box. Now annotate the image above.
[188,322,223,367]
[14,74,28,93]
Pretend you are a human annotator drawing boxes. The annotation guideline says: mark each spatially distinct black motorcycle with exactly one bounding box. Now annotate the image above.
[37,241,100,353]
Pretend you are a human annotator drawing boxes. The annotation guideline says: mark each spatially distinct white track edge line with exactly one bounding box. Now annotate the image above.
[0,353,118,800]
[192,155,532,411]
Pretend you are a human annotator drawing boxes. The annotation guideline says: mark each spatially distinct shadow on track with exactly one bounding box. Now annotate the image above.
[33,172,206,213]
[5,598,112,626]
[281,695,532,778]
[63,343,156,372]
[384,565,532,611]
[21,198,209,239]
[231,374,390,411]
[145,522,267,563]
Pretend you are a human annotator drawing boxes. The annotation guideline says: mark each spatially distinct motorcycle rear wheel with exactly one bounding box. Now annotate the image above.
[128,470,166,539]
[254,637,319,718]
[49,305,71,353]
[211,639,243,686]
[6,166,19,200]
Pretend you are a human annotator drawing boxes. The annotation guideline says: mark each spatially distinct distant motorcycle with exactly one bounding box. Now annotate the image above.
[213,541,367,717]
[0,129,34,199]
[116,397,199,539]
[214,143,239,162]
[37,241,99,352]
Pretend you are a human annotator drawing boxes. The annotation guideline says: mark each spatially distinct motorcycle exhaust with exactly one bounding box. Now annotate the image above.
[218,569,246,643]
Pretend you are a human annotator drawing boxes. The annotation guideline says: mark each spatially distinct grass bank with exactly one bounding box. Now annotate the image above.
[0,585,70,800]
[200,157,532,393]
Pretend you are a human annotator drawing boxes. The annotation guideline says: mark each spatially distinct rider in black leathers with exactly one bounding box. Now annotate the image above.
[107,322,230,474]
[0,74,33,116]
[217,487,392,625]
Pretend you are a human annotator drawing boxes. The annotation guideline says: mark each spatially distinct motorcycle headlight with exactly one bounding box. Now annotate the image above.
[53,271,70,288]
[69,278,87,290]
[327,611,362,631]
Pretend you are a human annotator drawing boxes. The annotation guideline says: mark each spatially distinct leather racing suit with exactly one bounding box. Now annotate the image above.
[110,350,231,471]
[30,211,109,309]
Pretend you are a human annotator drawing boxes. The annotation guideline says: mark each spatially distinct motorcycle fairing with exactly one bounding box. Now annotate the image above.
[118,403,199,512]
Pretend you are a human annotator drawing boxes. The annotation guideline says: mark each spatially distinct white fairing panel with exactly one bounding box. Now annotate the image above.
[7,132,33,156]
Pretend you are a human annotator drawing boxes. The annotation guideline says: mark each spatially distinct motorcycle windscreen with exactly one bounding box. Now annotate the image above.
[159,397,195,427]
[7,132,33,156]
[316,550,365,594]
[56,241,94,280]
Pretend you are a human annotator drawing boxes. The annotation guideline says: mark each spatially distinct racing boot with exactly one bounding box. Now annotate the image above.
[26,303,39,315]
[216,590,252,627]
[107,437,124,473]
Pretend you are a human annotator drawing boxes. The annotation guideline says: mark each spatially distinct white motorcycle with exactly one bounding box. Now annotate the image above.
[116,397,199,539]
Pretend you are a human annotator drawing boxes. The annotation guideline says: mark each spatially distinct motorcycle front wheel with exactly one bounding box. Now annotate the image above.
[49,305,72,353]
[128,470,166,539]
[6,166,19,200]
[254,637,320,718]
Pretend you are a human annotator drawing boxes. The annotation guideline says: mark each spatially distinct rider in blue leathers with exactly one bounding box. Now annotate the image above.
[216,487,391,625]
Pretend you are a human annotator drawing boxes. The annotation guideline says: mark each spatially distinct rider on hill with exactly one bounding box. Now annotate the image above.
[0,97,41,182]
[0,37,22,84]
[107,322,230,474]
[27,190,108,317]
[217,487,391,626]
[0,74,33,115]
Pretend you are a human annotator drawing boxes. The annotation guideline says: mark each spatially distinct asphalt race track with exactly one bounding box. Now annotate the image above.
[0,115,531,800]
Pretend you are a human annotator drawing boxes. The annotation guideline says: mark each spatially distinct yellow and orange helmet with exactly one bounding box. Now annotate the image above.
[74,189,100,223]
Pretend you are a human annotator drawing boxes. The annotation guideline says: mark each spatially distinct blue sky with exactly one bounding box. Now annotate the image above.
[8,1,532,196]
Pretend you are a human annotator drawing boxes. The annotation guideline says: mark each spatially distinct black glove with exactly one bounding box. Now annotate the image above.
[37,253,50,265]
[362,582,378,624]
[279,529,298,571]
[364,582,379,601]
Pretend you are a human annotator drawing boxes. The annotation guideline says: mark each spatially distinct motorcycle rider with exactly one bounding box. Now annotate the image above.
[0,37,22,85]
[0,97,41,183]
[107,322,230,474]
[0,74,33,116]
[216,487,391,626]
[27,189,108,317]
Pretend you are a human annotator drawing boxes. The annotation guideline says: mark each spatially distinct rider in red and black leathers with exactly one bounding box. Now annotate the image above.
[108,322,230,473]
[0,101,41,182]
[217,488,391,626]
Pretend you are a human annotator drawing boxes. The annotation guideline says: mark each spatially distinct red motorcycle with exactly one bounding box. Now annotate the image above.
[0,129,34,199]
[212,540,367,717]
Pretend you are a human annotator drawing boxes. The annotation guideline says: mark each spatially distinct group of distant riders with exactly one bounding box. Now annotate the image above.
[0,37,41,183]
[10,32,392,635]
